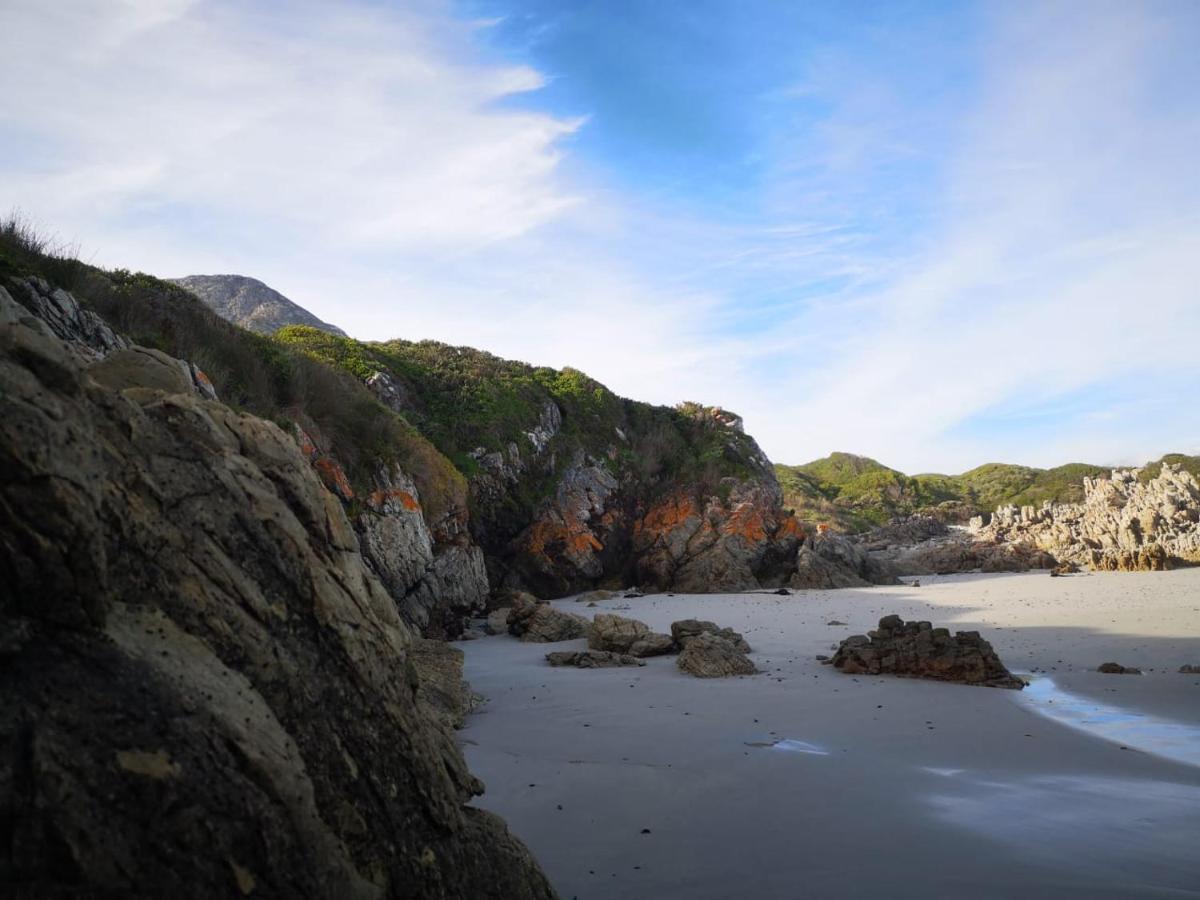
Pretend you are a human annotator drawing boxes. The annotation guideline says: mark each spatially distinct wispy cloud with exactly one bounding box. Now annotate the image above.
[1,0,1196,473]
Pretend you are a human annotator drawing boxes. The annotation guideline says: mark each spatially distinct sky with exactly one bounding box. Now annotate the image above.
[2,0,1198,473]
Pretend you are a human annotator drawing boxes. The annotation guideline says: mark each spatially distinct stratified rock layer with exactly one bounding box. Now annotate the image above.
[831,616,1024,689]
[971,465,1200,571]
[0,317,553,897]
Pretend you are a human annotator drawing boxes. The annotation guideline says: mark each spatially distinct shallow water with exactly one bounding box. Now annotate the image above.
[1016,674,1200,767]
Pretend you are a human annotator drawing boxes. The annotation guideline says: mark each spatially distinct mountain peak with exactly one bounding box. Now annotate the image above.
[172,274,346,337]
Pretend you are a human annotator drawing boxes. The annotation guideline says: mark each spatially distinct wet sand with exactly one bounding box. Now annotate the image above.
[460,569,1200,899]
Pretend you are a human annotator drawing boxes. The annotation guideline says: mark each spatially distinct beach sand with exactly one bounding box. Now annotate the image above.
[460,569,1200,899]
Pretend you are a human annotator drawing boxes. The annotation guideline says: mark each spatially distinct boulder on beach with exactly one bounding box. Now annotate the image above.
[507,594,591,643]
[588,613,675,657]
[831,615,1025,689]
[670,619,751,653]
[485,607,511,635]
[1179,664,1199,674]
[546,650,646,668]
[1097,662,1142,674]
[677,633,758,678]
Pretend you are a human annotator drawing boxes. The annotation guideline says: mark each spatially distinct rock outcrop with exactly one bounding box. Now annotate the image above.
[173,273,347,336]
[670,619,751,653]
[831,616,1024,689]
[506,594,591,643]
[1097,662,1142,675]
[588,614,675,658]
[0,315,553,896]
[790,529,897,588]
[677,633,757,678]
[970,465,1200,571]
[545,650,646,668]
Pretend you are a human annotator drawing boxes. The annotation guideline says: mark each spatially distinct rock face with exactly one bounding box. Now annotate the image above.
[0,316,553,896]
[506,594,591,643]
[677,633,757,678]
[853,515,1056,576]
[545,650,646,668]
[588,614,675,657]
[970,465,1200,571]
[831,616,1024,689]
[670,619,751,653]
[173,273,347,336]
[790,530,897,588]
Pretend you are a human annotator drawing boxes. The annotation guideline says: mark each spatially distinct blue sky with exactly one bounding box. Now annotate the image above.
[1,0,1198,472]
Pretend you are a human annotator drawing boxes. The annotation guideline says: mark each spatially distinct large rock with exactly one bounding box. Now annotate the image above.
[677,633,757,678]
[970,465,1200,571]
[670,619,751,653]
[545,650,646,668]
[790,530,896,588]
[588,613,675,657]
[0,318,553,898]
[507,593,591,643]
[831,615,1024,689]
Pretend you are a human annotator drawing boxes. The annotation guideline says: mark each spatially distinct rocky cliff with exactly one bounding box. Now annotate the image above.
[173,274,347,337]
[276,328,821,599]
[970,464,1200,571]
[0,278,554,897]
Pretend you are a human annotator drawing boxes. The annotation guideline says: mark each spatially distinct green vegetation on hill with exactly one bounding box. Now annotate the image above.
[276,326,767,507]
[0,218,464,522]
[773,452,1196,532]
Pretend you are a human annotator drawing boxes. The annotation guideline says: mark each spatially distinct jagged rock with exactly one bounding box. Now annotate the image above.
[0,318,552,897]
[507,594,591,643]
[670,619,751,653]
[790,530,895,588]
[677,633,757,678]
[411,638,479,729]
[831,616,1024,689]
[1050,562,1081,576]
[486,608,512,635]
[1097,662,1142,674]
[2,276,128,358]
[588,614,675,657]
[971,465,1200,571]
[545,650,646,668]
[635,481,807,593]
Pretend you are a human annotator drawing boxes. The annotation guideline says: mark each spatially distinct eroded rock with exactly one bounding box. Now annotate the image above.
[677,633,757,678]
[670,619,751,653]
[1097,662,1142,675]
[507,594,591,643]
[588,614,675,657]
[831,615,1024,689]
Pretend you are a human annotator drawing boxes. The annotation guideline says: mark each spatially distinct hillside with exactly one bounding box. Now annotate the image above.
[0,221,813,622]
[775,452,1199,532]
[171,273,347,337]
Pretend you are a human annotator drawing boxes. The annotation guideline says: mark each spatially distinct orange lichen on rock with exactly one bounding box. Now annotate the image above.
[313,457,354,501]
[636,495,701,537]
[721,501,770,543]
[777,514,807,540]
[367,487,421,513]
[295,427,319,462]
[523,517,602,557]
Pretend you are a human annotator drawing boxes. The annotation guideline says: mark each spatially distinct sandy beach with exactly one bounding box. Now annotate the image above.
[461,570,1200,899]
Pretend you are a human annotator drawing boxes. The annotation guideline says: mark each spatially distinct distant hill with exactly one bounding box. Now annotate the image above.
[172,274,346,337]
[775,451,1200,532]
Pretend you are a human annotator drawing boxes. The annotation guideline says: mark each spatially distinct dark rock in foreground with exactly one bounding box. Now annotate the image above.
[677,633,758,678]
[831,615,1025,689]
[0,312,553,897]
[546,650,646,668]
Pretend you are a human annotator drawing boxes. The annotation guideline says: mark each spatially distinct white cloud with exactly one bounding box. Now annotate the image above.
[1,0,1196,475]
